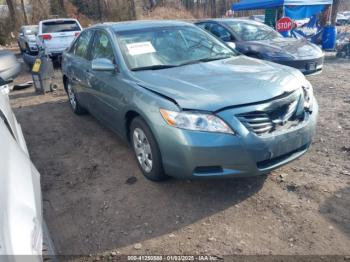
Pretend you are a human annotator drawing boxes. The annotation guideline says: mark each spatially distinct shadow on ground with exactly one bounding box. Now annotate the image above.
[12,99,267,255]
[320,186,350,239]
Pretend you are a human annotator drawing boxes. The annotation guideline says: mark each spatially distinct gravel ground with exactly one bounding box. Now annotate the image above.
[9,55,350,260]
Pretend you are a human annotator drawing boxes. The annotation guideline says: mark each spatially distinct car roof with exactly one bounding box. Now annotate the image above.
[22,25,38,28]
[40,18,79,23]
[90,20,193,32]
[196,18,262,25]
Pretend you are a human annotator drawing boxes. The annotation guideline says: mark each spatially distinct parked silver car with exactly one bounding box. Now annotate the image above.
[18,25,39,55]
[0,57,54,260]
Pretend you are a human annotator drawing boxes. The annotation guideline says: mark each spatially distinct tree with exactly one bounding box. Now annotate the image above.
[20,0,29,25]
[6,0,17,26]
[331,0,341,25]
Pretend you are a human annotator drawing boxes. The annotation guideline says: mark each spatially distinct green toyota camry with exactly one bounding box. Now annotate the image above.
[62,20,318,181]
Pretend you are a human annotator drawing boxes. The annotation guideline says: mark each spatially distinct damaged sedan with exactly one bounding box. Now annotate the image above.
[62,21,318,181]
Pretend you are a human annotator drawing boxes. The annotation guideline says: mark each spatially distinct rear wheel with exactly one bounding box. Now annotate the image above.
[130,117,167,181]
[66,80,87,115]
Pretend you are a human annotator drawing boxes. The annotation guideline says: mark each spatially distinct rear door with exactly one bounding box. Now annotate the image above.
[40,20,82,53]
[68,30,94,109]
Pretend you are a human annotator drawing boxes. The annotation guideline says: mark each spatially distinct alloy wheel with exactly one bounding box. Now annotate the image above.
[133,128,153,173]
[67,83,77,110]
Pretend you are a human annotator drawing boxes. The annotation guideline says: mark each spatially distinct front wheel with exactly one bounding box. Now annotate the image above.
[130,117,167,181]
[66,80,87,115]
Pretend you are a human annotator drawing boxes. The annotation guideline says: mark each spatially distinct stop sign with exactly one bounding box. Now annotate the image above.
[276,17,293,32]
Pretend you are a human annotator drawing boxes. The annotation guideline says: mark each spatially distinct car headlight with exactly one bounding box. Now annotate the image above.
[160,109,234,134]
[302,79,314,111]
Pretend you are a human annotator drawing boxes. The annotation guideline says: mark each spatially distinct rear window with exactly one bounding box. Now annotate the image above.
[42,20,81,33]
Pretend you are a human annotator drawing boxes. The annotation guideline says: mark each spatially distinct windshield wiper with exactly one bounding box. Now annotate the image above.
[131,65,179,71]
[179,55,233,66]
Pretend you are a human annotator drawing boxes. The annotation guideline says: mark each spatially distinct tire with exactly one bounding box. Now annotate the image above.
[66,79,87,115]
[18,42,24,53]
[130,117,167,181]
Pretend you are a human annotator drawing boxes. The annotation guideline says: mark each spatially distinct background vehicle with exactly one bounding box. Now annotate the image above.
[0,54,54,260]
[62,21,318,182]
[37,18,82,59]
[0,51,21,94]
[18,25,39,55]
[341,11,350,19]
[196,19,324,75]
[336,13,350,25]
[249,15,265,23]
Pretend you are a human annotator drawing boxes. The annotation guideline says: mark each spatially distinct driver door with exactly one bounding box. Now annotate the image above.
[88,30,125,134]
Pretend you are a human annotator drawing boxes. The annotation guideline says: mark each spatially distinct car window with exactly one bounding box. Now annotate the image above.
[197,23,211,31]
[224,21,282,41]
[42,20,81,33]
[90,31,115,62]
[74,30,93,59]
[210,24,231,41]
[24,26,38,35]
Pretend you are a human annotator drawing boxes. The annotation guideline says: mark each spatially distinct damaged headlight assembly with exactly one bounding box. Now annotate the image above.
[160,109,234,134]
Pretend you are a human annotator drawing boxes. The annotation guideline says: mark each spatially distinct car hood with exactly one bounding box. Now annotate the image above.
[132,56,305,112]
[246,38,323,59]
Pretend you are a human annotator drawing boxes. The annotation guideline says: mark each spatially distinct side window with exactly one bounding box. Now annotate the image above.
[90,31,115,62]
[74,30,93,59]
[210,24,231,41]
[197,23,212,32]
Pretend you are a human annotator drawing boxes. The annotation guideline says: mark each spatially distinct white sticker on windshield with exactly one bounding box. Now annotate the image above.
[126,42,156,56]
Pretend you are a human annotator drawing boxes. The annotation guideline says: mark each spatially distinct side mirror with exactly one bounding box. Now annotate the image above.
[227,42,236,50]
[19,32,24,37]
[91,58,116,72]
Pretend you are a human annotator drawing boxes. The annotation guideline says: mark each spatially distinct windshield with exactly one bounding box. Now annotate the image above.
[224,21,282,41]
[24,26,38,35]
[42,20,81,33]
[116,26,237,71]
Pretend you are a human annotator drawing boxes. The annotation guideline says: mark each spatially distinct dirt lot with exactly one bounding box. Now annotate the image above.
[9,55,350,259]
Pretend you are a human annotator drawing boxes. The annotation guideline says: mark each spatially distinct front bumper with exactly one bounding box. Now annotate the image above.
[275,56,324,75]
[155,99,318,179]
[28,42,39,52]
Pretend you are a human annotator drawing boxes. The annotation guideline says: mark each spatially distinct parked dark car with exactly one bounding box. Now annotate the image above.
[62,21,318,182]
[195,19,324,75]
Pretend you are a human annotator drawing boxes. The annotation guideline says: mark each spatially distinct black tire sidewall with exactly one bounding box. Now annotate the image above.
[130,117,166,181]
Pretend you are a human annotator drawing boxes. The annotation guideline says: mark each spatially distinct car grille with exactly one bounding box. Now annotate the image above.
[237,99,302,136]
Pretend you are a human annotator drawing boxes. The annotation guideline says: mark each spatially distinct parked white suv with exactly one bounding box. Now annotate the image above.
[37,18,82,58]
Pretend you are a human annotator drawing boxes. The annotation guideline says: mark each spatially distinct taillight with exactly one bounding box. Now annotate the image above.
[75,32,80,37]
[41,34,52,40]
